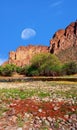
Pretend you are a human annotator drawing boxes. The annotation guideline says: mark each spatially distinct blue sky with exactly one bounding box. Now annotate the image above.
[0,0,77,64]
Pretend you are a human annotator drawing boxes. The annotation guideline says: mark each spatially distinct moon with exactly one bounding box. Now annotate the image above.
[21,28,36,40]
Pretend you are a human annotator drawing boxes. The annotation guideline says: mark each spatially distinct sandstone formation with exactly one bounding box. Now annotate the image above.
[50,21,77,54]
[49,20,77,62]
[6,20,77,66]
[8,45,49,66]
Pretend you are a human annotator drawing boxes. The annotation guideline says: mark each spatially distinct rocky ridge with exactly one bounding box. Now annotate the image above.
[49,21,77,62]
[8,45,49,66]
[6,20,77,66]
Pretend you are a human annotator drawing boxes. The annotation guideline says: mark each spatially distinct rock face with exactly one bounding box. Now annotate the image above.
[7,20,77,66]
[49,21,77,62]
[8,45,49,66]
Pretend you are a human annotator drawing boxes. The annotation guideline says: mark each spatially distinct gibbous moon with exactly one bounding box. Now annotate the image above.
[21,28,36,40]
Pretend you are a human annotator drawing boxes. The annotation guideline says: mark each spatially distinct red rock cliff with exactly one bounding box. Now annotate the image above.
[49,21,77,62]
[8,45,49,66]
[49,21,77,54]
[7,20,77,66]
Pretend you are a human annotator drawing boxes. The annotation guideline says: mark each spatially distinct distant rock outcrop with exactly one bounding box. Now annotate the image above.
[49,21,77,62]
[8,45,49,66]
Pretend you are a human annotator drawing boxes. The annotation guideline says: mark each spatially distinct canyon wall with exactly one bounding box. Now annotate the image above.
[8,45,49,66]
[7,20,77,66]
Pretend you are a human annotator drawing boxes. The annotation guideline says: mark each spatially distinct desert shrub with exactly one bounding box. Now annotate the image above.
[0,66,3,76]
[16,66,25,75]
[0,64,16,76]
[24,66,30,75]
[23,65,39,76]
[62,61,77,75]
[30,53,62,76]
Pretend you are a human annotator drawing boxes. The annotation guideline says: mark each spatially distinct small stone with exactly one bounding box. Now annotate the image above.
[53,106,59,111]
[64,115,69,119]
[41,116,46,121]
[47,116,53,122]
[38,109,42,112]
[44,119,50,126]
[68,119,72,123]
[71,114,77,119]
[75,123,77,128]
[17,128,22,130]
[61,121,66,125]
[25,113,30,118]
[61,127,66,130]
[50,122,54,127]
[29,128,33,130]
[71,128,76,130]
[12,115,17,123]
[35,116,40,120]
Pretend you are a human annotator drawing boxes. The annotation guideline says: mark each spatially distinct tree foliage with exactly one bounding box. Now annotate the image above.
[62,61,77,75]
[0,64,16,76]
[0,55,77,77]
[27,53,62,76]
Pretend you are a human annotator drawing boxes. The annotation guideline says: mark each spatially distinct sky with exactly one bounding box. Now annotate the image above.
[0,0,77,64]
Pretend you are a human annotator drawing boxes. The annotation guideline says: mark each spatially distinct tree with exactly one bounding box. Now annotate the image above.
[1,64,16,76]
[0,66,3,76]
[30,53,61,76]
[62,61,77,75]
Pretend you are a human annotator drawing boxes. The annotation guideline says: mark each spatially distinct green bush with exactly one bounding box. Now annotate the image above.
[23,65,39,76]
[1,56,77,77]
[0,64,16,76]
[30,53,62,76]
[62,61,77,75]
[0,66,3,76]
[16,66,25,75]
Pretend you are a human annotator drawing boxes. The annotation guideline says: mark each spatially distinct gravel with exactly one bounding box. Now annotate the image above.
[0,81,77,130]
